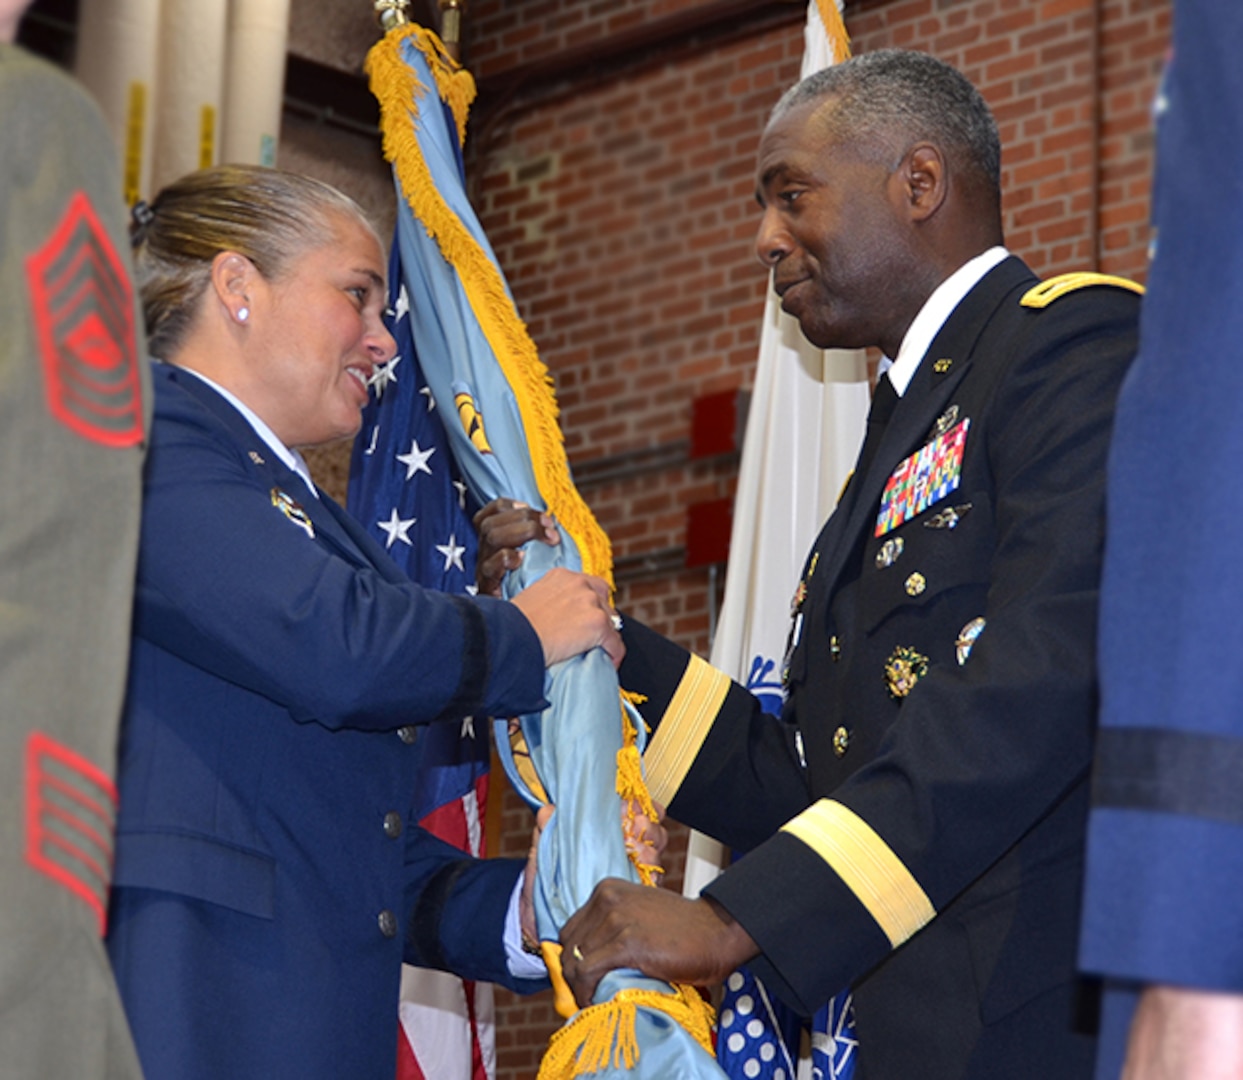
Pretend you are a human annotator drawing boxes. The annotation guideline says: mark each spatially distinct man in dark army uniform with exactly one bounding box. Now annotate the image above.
[1,2,149,1075]
[511,50,1143,1079]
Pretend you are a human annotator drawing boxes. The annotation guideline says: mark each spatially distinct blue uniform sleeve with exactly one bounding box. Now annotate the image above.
[133,383,548,731]
[1081,0,1243,993]
[402,824,548,994]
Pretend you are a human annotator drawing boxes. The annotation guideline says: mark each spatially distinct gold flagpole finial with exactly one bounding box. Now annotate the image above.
[375,0,409,33]
[439,0,464,58]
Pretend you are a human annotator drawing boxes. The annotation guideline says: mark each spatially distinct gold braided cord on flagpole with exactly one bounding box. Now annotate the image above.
[365,25,615,588]
[814,0,851,63]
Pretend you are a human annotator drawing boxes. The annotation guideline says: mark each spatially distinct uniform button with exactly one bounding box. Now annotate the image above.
[383,811,403,839]
[397,725,418,744]
[378,909,398,938]
[904,572,926,597]
[832,726,850,757]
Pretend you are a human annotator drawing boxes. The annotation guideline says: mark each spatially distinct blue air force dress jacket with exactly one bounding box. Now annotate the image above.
[106,363,549,1080]
[622,257,1141,1080]
[1080,4,1243,1076]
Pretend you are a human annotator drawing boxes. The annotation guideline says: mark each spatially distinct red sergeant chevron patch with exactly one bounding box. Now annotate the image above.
[876,418,970,537]
[25,191,144,447]
[25,731,118,934]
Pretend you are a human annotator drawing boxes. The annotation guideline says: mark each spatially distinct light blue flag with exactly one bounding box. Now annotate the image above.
[366,24,724,1079]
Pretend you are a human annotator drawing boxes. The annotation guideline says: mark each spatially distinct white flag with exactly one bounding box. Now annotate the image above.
[682,0,867,903]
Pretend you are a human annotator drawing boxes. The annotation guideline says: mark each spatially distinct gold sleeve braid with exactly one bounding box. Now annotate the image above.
[782,799,936,948]
[641,654,731,809]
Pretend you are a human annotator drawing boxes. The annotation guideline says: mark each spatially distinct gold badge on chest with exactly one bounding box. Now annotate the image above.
[884,645,929,700]
[271,487,315,539]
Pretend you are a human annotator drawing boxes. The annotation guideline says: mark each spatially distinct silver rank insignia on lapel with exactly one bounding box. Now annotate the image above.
[876,418,971,537]
[875,537,904,569]
[884,645,928,700]
[271,487,314,539]
[926,404,959,442]
[956,617,986,665]
[248,450,265,465]
[924,503,973,530]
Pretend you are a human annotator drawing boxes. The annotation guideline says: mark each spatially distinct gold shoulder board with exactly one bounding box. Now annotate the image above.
[1020,272,1145,309]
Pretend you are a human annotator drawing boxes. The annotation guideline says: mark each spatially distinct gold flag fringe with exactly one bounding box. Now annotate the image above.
[537,985,716,1080]
[366,25,614,587]
[616,704,662,887]
[407,25,475,145]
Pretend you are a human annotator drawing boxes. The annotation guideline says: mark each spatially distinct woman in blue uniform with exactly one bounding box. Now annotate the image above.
[106,164,622,1080]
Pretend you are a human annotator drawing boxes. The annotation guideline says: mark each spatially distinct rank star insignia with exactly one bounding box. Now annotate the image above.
[933,358,953,374]
[248,450,265,465]
[270,487,314,539]
[884,645,929,700]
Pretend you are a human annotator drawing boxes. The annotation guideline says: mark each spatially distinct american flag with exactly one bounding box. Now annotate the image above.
[348,228,495,1080]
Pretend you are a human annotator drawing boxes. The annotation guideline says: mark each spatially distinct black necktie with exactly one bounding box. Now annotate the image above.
[854,371,898,486]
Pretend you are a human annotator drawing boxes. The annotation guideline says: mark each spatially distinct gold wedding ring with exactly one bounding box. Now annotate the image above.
[572,944,585,961]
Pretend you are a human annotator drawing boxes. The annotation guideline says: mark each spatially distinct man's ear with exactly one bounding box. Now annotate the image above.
[898,142,948,223]
[209,251,258,324]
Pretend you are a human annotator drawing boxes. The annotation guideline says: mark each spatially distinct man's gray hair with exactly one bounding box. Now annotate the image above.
[773,49,1001,191]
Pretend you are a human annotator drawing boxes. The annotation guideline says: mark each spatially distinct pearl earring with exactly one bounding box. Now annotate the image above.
[237,306,249,323]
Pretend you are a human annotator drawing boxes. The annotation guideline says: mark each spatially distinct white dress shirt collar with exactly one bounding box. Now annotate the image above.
[881,246,1009,396]
[178,366,320,498]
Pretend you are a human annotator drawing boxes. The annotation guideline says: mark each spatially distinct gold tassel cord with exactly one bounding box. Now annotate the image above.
[542,942,581,1022]
[366,26,614,589]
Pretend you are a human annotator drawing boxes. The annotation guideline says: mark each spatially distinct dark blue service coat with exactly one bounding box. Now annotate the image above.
[623,258,1141,1079]
[107,362,549,1080]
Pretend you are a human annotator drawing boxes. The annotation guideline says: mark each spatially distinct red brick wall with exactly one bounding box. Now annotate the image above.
[466,0,730,77]
[466,3,1170,1077]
